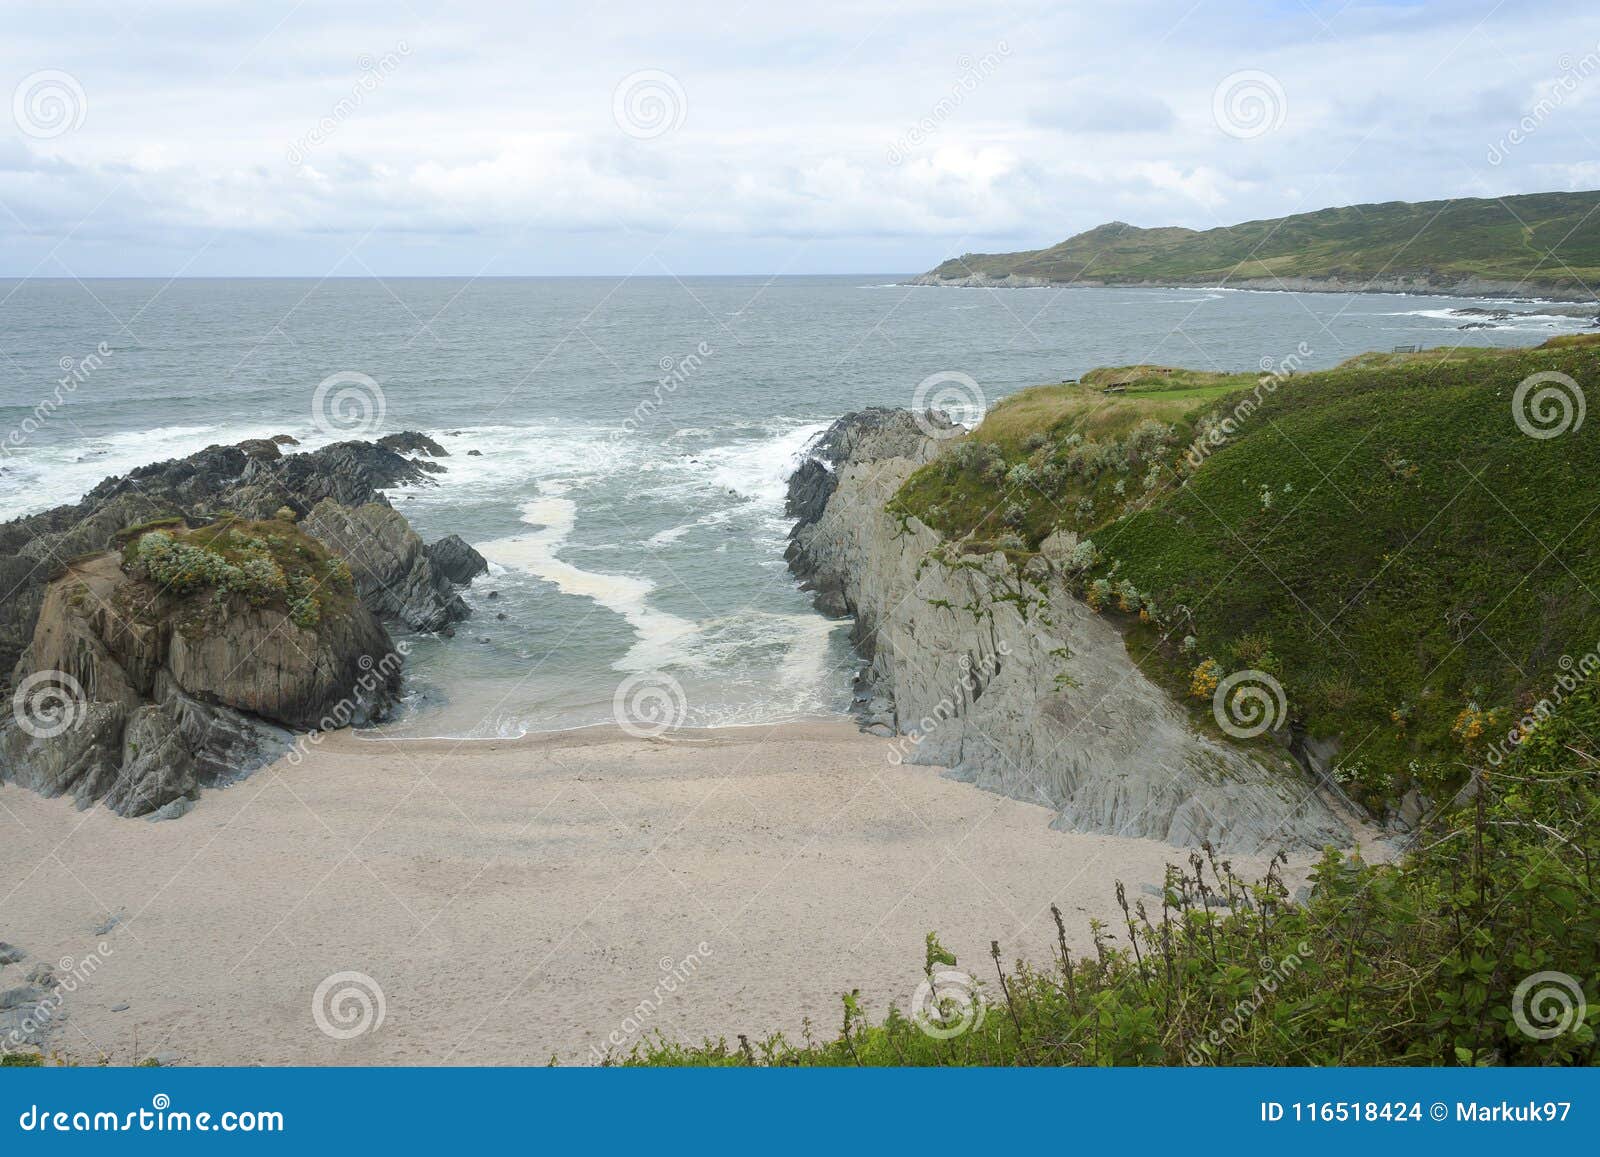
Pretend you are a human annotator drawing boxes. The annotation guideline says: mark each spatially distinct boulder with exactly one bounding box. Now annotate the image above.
[426,534,488,585]
[377,431,449,457]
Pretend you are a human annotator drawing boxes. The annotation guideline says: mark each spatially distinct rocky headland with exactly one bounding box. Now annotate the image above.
[0,434,486,818]
[785,409,1353,853]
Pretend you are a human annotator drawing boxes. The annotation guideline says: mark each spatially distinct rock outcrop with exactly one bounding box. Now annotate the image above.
[0,430,488,818]
[427,534,489,585]
[302,500,468,632]
[785,412,1350,854]
[1,434,477,679]
[0,541,400,818]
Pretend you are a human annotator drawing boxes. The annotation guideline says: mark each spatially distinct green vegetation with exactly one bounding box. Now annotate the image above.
[616,334,1599,1068]
[121,516,354,629]
[895,335,1600,811]
[625,682,1599,1064]
[926,191,1600,298]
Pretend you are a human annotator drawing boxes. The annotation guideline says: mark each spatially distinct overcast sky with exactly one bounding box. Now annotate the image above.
[1,0,1595,276]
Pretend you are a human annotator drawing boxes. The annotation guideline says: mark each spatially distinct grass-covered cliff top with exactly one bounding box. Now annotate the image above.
[922,190,1600,298]
[891,334,1600,810]
[116,514,355,629]
[627,334,1600,1069]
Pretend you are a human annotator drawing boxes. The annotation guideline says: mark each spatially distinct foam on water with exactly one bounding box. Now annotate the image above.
[477,494,699,672]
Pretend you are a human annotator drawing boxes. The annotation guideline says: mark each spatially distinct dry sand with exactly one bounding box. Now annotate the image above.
[1,720,1332,1065]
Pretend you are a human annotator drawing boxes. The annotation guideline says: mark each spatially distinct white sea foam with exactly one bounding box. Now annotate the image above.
[0,420,341,520]
[477,495,698,672]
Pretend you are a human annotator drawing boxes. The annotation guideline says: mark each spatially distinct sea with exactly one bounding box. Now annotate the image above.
[0,276,1590,737]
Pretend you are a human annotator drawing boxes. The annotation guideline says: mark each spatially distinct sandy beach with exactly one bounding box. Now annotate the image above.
[1,720,1327,1065]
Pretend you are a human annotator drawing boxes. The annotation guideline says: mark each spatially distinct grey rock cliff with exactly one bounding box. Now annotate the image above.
[0,435,473,682]
[786,412,1349,853]
[0,553,399,817]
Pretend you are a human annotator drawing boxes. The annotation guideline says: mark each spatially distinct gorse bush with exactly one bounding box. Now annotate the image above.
[123,518,354,628]
[624,676,1600,1066]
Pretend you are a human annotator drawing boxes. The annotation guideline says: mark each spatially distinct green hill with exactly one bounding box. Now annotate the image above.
[916,191,1600,300]
[620,335,1600,1068]
[892,333,1600,811]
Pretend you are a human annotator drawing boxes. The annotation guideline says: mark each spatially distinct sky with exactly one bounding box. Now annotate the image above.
[0,0,1596,276]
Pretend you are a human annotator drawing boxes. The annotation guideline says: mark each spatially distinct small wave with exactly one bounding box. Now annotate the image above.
[477,495,698,672]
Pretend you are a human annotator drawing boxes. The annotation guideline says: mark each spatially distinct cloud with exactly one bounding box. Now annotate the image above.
[0,0,1594,274]
[1030,93,1177,134]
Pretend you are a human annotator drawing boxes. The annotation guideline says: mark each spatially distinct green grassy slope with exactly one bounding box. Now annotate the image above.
[892,335,1600,810]
[925,191,1600,297]
[617,335,1600,1070]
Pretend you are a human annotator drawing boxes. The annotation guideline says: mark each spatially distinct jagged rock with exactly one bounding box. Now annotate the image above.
[378,431,449,457]
[302,500,467,632]
[0,439,437,679]
[0,543,397,818]
[0,943,25,965]
[466,449,483,457]
[784,410,1350,854]
[426,535,488,585]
